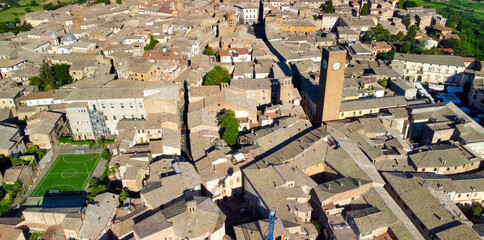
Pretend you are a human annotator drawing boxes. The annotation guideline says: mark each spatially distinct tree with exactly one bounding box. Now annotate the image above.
[30,61,72,90]
[404,24,419,43]
[400,41,411,53]
[473,205,483,219]
[440,38,462,49]
[429,31,442,41]
[29,232,43,240]
[403,0,418,8]
[30,0,39,6]
[116,0,121,4]
[397,0,404,9]
[37,60,55,90]
[377,49,395,60]
[403,14,411,30]
[360,3,368,16]
[324,0,334,13]
[25,7,32,13]
[203,66,231,85]
[361,25,391,43]
[35,151,43,159]
[27,145,39,153]
[144,35,158,50]
[395,31,406,41]
[204,46,214,55]
[119,189,128,202]
[219,110,239,146]
[378,78,389,88]
[313,14,318,20]
[51,63,73,87]
[88,184,106,202]
[11,157,27,166]
[101,150,111,161]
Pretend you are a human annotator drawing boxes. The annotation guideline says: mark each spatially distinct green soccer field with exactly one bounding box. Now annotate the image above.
[31,153,100,197]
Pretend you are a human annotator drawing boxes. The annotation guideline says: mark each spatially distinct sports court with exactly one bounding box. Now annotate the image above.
[31,153,100,197]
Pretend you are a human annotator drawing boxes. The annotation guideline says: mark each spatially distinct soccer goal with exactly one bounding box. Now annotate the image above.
[75,149,85,155]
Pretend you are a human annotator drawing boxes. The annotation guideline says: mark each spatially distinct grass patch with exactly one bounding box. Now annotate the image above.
[0,0,76,22]
[30,153,100,197]
[59,136,94,148]
[0,6,43,22]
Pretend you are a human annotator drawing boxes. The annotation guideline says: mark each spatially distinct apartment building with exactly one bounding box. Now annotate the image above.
[0,86,23,109]
[235,3,259,25]
[243,165,317,229]
[408,145,483,175]
[0,123,25,157]
[281,20,317,33]
[133,197,226,240]
[25,111,64,149]
[321,13,340,31]
[65,86,181,139]
[469,72,484,112]
[383,172,481,240]
[392,53,466,84]
[66,102,108,141]
[229,78,272,106]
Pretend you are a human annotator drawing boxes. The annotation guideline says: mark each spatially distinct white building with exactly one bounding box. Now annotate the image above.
[235,3,259,25]
[392,53,467,85]
[65,86,181,140]
[321,13,340,31]
[219,48,251,63]
[122,36,146,46]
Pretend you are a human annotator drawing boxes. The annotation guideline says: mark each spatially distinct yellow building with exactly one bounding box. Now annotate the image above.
[338,96,408,119]
[265,14,283,23]
[281,20,317,32]
[0,86,23,109]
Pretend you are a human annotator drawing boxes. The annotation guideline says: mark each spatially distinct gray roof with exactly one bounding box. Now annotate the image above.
[187,109,218,130]
[0,86,24,99]
[251,127,329,168]
[77,193,119,240]
[382,172,481,239]
[0,108,12,121]
[243,165,317,223]
[65,87,144,101]
[133,211,172,239]
[408,145,481,169]
[314,177,371,202]
[141,161,202,209]
[394,53,466,67]
[340,96,408,112]
[0,124,20,151]
[65,85,180,102]
[231,78,272,90]
[159,196,226,238]
[25,111,62,135]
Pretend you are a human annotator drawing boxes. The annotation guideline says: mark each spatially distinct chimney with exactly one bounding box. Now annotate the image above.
[186,200,196,212]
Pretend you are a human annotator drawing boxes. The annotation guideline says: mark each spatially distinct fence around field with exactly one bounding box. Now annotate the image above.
[20,149,55,205]
[57,144,104,155]
[21,145,104,205]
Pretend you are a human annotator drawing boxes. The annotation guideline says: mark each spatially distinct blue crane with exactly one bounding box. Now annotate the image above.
[266,208,277,240]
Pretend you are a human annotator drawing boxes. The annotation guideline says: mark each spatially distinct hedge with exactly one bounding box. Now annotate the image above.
[59,136,94,148]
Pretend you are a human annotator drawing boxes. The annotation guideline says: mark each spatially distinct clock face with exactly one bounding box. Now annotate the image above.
[322,60,327,70]
[332,62,341,71]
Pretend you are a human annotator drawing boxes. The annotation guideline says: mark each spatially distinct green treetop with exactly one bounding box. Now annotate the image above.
[219,110,239,146]
[203,66,231,85]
